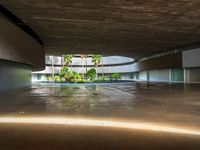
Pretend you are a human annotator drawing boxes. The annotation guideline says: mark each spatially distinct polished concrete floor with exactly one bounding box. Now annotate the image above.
[0,82,200,150]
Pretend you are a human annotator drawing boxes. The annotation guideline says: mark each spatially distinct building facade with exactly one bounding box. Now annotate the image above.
[32,48,200,84]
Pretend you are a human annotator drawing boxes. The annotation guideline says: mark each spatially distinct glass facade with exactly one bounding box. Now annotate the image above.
[171,69,184,82]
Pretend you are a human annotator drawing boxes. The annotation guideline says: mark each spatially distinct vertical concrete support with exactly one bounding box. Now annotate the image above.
[51,56,54,78]
[146,71,149,82]
[169,69,172,84]
[184,69,187,83]
[185,69,190,83]
[0,15,45,91]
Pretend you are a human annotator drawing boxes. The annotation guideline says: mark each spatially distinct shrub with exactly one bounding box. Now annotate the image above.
[110,73,121,81]
[71,71,82,82]
[59,67,69,77]
[59,67,84,83]
[86,68,96,80]
[46,76,54,81]
[98,76,105,81]
[64,70,74,82]
[54,75,61,82]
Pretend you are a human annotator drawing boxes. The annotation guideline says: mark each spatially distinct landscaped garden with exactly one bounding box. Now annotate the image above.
[46,54,121,83]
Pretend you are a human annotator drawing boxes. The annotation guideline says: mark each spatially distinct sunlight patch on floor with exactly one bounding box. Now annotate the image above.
[0,117,199,136]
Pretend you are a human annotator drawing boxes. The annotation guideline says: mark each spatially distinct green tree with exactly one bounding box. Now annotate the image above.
[86,68,96,81]
[64,55,73,67]
[61,55,64,69]
[59,66,69,82]
[64,70,74,82]
[59,66,83,83]
[71,71,82,82]
[91,55,102,79]
[80,54,84,77]
[51,56,55,79]
[101,54,104,79]
[84,55,88,75]
[80,54,88,79]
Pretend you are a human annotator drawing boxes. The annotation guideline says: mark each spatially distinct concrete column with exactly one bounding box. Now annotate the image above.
[184,69,187,83]
[169,69,172,84]
[147,71,150,82]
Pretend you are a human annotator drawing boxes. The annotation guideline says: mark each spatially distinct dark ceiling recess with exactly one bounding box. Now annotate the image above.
[0,5,43,46]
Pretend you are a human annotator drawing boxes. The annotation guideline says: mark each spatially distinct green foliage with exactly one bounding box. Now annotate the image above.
[59,67,69,77]
[91,54,102,79]
[91,55,102,66]
[46,75,61,82]
[49,54,122,83]
[110,73,121,81]
[59,67,83,82]
[86,68,96,80]
[98,75,105,81]
[64,55,73,66]
[59,67,68,82]
[46,76,54,81]
[54,75,61,82]
[70,71,82,82]
[63,70,74,82]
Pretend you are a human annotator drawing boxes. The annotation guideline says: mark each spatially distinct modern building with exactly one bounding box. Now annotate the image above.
[32,55,135,81]
[33,49,200,83]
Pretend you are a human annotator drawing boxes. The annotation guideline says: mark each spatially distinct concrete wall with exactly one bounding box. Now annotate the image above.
[33,64,138,74]
[183,48,200,68]
[185,68,200,83]
[0,60,31,91]
[34,55,137,74]
[136,53,182,72]
[188,69,200,83]
[0,15,45,91]
[149,70,170,82]
[138,71,147,81]
[0,15,45,71]
[182,48,200,83]
[46,56,134,66]
[138,70,170,82]
[136,68,200,83]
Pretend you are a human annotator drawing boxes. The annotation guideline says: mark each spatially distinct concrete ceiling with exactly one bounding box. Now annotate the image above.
[1,0,200,58]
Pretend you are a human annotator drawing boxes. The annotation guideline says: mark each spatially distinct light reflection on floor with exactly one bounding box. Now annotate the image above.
[0,116,200,136]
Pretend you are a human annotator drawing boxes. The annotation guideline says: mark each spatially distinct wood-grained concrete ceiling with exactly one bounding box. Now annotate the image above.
[1,0,200,58]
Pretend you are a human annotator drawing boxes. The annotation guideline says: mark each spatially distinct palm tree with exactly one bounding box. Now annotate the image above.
[83,55,88,80]
[64,55,73,68]
[84,55,88,74]
[92,55,102,79]
[80,54,88,78]
[61,55,64,69]
[101,54,104,79]
[80,54,84,76]
[51,55,54,79]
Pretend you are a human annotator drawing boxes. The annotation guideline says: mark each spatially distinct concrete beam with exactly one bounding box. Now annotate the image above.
[2,1,200,58]
[0,15,45,71]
